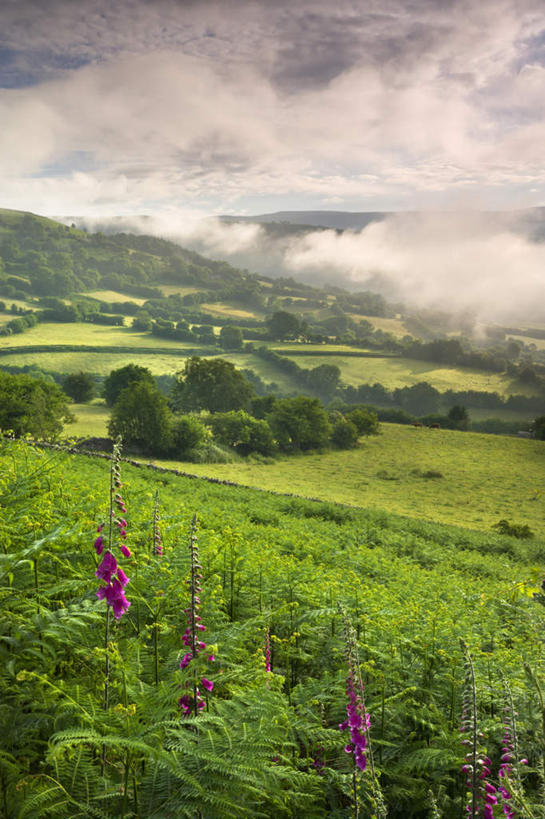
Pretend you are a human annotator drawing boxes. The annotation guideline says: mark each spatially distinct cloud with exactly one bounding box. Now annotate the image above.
[0,0,544,216]
[169,212,545,324]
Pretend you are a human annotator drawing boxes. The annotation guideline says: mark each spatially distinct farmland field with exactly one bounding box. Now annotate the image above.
[280,351,541,395]
[83,289,148,305]
[0,322,196,349]
[159,424,545,537]
[201,302,266,320]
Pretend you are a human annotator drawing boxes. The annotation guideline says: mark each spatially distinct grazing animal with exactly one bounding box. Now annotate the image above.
[412,422,423,428]
[429,423,441,429]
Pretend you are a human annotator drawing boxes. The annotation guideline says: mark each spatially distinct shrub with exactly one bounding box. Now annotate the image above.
[172,415,207,457]
[492,519,534,539]
[330,417,359,449]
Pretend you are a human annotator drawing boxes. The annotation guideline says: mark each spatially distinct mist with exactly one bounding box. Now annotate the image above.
[83,210,544,325]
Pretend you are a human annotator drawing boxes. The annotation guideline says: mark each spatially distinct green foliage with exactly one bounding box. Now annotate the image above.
[346,407,380,436]
[108,380,174,455]
[492,519,534,539]
[533,415,545,440]
[266,310,303,340]
[103,363,155,407]
[267,396,331,452]
[220,325,244,350]
[1,439,545,818]
[171,356,255,414]
[62,371,95,403]
[447,404,470,430]
[0,370,74,438]
[330,415,359,449]
[208,410,276,456]
[172,414,208,457]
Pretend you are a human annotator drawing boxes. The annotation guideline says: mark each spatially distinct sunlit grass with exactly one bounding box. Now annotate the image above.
[159,424,545,536]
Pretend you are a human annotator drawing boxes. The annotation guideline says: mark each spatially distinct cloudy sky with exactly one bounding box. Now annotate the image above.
[1,0,545,220]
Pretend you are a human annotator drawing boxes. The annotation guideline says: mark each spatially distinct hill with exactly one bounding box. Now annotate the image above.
[1,435,545,817]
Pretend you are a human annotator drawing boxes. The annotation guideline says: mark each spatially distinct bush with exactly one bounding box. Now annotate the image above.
[346,408,380,435]
[330,417,359,449]
[208,410,276,456]
[492,519,534,539]
[172,415,207,457]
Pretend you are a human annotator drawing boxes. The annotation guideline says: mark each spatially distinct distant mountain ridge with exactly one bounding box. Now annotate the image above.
[220,207,545,240]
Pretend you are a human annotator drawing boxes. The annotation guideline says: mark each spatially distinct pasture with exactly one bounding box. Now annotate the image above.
[160,424,545,537]
[280,351,541,396]
[84,289,148,305]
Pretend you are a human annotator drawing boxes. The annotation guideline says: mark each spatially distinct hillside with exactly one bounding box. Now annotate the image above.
[1,207,544,432]
[2,436,545,817]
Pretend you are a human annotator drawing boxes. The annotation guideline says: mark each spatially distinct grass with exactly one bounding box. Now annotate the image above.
[348,314,409,336]
[2,350,195,375]
[201,302,266,320]
[0,322,200,349]
[83,290,148,305]
[280,352,541,396]
[157,424,545,537]
[65,402,110,437]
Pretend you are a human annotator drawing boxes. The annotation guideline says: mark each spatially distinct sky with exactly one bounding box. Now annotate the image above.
[1,0,545,220]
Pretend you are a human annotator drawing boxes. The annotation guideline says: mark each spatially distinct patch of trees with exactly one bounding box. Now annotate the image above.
[170,357,255,414]
[254,346,341,400]
[62,372,96,403]
[104,360,380,460]
[0,370,73,438]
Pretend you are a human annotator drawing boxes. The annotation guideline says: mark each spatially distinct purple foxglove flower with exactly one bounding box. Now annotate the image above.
[96,551,117,583]
[201,677,214,692]
[94,536,104,555]
[116,567,129,587]
[120,544,131,558]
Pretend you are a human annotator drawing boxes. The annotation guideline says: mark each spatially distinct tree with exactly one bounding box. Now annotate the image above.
[267,396,331,452]
[0,371,73,438]
[266,311,302,340]
[103,364,155,407]
[171,357,254,414]
[219,325,244,351]
[447,405,470,430]
[108,381,173,455]
[172,415,208,457]
[208,410,275,456]
[305,364,341,401]
[393,382,441,416]
[346,408,380,436]
[533,416,545,440]
[132,311,153,332]
[62,372,95,403]
[330,416,359,449]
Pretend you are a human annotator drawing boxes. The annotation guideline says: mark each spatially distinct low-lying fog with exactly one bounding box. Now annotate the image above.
[74,210,545,325]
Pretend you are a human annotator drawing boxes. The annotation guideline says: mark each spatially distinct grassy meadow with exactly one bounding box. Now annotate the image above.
[280,350,541,396]
[66,407,545,538]
[159,425,545,537]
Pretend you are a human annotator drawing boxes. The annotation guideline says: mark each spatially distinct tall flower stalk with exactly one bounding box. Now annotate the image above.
[94,436,131,621]
[152,490,163,557]
[460,642,496,819]
[178,515,215,717]
[340,608,386,819]
[497,679,530,818]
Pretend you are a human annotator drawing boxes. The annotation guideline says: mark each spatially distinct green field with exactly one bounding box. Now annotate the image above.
[201,302,266,320]
[281,351,540,396]
[65,410,545,538]
[84,289,148,305]
[157,424,545,537]
[0,322,192,349]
